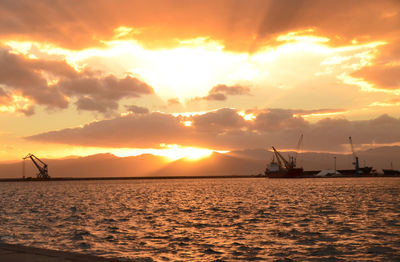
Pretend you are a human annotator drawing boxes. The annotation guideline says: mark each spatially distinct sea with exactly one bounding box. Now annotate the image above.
[0,177,399,261]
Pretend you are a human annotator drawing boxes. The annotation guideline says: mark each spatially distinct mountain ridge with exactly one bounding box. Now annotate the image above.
[0,146,399,178]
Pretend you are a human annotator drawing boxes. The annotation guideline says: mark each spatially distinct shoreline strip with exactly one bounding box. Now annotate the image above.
[0,243,122,262]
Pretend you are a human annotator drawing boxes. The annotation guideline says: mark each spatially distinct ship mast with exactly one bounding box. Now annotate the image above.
[349,136,361,174]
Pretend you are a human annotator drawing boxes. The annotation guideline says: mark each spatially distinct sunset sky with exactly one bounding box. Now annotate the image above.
[1,0,400,162]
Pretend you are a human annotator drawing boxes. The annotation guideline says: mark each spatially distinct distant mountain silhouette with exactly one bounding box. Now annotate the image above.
[0,146,399,178]
[0,153,168,178]
[149,152,264,177]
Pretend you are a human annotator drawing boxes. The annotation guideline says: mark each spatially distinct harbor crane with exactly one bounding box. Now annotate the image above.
[348,136,361,174]
[284,133,303,168]
[266,134,304,177]
[270,134,303,170]
[23,153,50,179]
[293,133,303,167]
[272,146,295,169]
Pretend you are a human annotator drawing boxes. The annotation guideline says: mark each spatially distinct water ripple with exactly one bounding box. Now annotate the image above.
[0,178,399,261]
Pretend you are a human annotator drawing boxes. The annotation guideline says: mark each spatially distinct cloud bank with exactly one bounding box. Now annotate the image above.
[0,47,153,114]
[26,108,400,152]
[1,0,398,51]
[193,84,251,101]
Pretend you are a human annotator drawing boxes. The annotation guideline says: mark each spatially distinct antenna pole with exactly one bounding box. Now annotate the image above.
[22,158,25,178]
[334,156,336,171]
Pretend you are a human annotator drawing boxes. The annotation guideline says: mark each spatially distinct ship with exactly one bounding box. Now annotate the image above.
[382,169,400,176]
[265,146,304,178]
[340,137,374,176]
[337,166,374,176]
[382,162,400,176]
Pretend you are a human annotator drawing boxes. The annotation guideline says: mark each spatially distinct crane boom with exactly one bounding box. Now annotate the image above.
[294,133,303,166]
[348,136,360,173]
[32,154,47,166]
[349,136,356,158]
[272,146,291,169]
[23,153,50,179]
[273,148,283,168]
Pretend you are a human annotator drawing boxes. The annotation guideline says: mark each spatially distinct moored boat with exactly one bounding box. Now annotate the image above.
[382,169,400,176]
[337,166,374,176]
[382,162,400,176]
[265,146,304,178]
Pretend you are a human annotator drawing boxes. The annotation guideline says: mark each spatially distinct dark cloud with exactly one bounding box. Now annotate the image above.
[210,84,250,96]
[0,87,35,116]
[25,107,400,152]
[59,74,153,113]
[124,105,149,114]
[0,0,398,52]
[204,93,227,101]
[0,47,154,114]
[192,108,246,132]
[29,59,79,78]
[26,112,189,148]
[194,84,251,101]
[253,109,309,132]
[60,75,153,100]
[0,47,69,109]
[0,86,35,116]
[0,87,9,103]
[75,97,118,113]
[302,114,400,151]
[256,0,309,39]
[16,105,35,116]
[167,98,182,106]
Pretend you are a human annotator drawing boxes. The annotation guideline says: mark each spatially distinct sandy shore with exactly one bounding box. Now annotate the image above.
[0,243,123,262]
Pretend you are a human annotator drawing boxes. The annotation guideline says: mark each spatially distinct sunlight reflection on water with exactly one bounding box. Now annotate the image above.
[0,178,399,261]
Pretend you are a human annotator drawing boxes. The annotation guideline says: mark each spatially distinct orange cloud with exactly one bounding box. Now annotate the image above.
[293,109,347,119]
[351,37,400,91]
[0,0,398,52]
[370,98,400,107]
[192,84,251,101]
[353,64,400,90]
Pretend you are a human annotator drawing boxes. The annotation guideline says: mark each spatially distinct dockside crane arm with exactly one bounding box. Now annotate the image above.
[32,154,47,167]
[294,134,303,166]
[272,148,283,168]
[272,146,291,169]
[24,154,42,172]
[349,136,357,159]
[348,136,360,172]
[23,153,49,179]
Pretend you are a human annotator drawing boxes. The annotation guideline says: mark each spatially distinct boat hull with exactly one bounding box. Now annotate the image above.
[266,168,304,178]
[382,169,400,176]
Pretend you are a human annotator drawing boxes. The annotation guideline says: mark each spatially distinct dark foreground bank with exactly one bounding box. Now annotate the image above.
[0,243,123,262]
[0,175,262,182]
[1,173,399,182]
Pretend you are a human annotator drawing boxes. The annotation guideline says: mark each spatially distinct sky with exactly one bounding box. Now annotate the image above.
[0,0,400,162]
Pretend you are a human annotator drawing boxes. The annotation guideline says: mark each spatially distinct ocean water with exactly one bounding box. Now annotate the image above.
[0,178,399,261]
